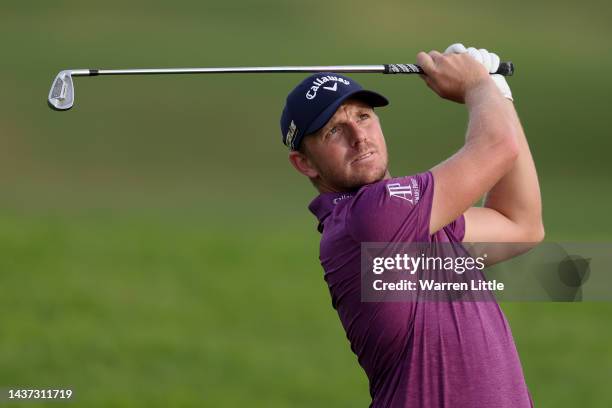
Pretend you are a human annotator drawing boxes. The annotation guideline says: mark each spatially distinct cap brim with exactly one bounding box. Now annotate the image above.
[304,90,389,136]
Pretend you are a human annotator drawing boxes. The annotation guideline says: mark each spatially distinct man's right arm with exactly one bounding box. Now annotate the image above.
[415,50,520,235]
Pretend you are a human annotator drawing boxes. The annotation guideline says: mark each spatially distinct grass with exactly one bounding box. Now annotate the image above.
[0,211,611,406]
[0,212,369,407]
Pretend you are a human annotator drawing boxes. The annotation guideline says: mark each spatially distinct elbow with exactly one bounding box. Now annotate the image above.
[536,222,546,242]
[509,215,545,246]
[531,223,545,243]
[529,210,546,243]
[523,222,545,245]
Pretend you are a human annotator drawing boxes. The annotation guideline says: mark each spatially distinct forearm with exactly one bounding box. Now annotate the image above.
[463,80,519,177]
[465,80,518,146]
[482,100,544,239]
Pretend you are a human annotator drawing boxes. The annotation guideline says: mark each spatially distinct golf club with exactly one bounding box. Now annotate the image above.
[47,62,514,111]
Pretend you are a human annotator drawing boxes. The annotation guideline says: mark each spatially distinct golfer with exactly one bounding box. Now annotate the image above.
[280,43,544,407]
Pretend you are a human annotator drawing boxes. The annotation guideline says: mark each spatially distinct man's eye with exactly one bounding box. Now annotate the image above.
[328,126,339,136]
[359,113,370,120]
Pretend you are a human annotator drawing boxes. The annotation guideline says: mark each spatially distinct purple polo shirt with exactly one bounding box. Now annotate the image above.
[308,171,533,408]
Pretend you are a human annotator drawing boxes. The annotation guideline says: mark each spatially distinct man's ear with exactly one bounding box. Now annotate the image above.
[288,150,319,179]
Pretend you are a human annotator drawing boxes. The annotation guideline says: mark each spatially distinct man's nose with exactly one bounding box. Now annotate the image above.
[347,120,367,146]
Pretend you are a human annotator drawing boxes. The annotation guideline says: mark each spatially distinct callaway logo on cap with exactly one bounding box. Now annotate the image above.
[280,72,389,150]
[305,75,350,99]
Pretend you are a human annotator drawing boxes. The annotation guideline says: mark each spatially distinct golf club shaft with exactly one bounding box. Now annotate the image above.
[68,62,514,77]
[48,62,515,111]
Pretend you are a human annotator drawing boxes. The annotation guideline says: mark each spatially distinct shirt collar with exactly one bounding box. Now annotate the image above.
[308,191,355,233]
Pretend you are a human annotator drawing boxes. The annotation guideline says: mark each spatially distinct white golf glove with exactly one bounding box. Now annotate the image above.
[444,43,513,101]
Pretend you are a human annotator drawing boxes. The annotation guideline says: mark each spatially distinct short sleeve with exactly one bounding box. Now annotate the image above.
[442,213,466,242]
[346,171,434,243]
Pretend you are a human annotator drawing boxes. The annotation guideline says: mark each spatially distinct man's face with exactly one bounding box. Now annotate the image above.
[294,99,390,192]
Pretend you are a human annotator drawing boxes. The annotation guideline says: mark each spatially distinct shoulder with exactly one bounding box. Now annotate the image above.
[349,172,432,215]
[345,172,434,242]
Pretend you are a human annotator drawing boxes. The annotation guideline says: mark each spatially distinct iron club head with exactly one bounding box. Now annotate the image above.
[48,70,75,111]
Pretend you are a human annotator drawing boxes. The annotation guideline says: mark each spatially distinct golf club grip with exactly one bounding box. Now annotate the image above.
[384,62,514,76]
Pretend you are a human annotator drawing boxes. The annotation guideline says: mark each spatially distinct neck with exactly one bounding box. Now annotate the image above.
[316,170,392,194]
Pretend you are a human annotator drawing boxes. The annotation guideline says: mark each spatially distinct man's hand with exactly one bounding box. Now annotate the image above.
[444,43,513,101]
[416,50,492,103]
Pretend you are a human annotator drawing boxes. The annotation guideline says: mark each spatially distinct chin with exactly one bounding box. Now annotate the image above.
[346,167,387,189]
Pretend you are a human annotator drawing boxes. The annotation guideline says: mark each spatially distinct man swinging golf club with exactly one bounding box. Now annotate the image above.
[280,43,544,407]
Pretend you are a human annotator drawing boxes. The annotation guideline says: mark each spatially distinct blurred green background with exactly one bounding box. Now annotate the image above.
[1,0,611,406]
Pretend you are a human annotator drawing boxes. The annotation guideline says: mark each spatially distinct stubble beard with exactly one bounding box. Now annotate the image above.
[325,159,389,191]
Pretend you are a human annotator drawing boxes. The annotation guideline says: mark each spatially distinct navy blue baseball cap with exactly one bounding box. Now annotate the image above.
[280,73,389,150]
